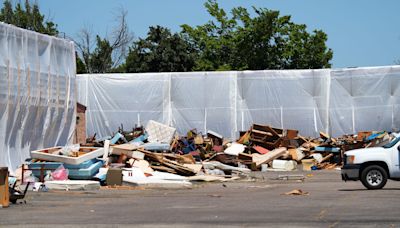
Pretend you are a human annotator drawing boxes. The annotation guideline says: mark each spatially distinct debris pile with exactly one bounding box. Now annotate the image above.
[12,120,396,193]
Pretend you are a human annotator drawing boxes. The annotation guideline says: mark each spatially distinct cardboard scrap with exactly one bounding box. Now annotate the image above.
[282,189,309,196]
[182,164,203,173]
[288,148,305,161]
[224,142,246,156]
[132,160,154,174]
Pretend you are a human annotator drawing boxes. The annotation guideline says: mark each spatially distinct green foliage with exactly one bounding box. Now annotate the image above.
[125,26,196,73]
[75,10,133,74]
[76,53,87,74]
[109,63,126,73]
[0,0,58,36]
[0,0,13,24]
[0,0,333,73]
[90,36,113,73]
[181,0,333,70]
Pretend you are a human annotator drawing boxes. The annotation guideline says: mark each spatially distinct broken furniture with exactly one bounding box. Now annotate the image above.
[30,147,104,165]
[9,181,30,204]
[0,167,9,208]
[146,120,176,144]
[22,163,58,183]
[249,124,283,150]
[207,130,224,146]
[139,149,197,176]
[44,180,101,191]
[118,124,144,142]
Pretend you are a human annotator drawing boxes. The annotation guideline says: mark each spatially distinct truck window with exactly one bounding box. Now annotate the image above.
[382,136,400,148]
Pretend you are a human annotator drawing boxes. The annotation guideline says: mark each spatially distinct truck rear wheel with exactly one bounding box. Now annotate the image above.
[360,165,387,190]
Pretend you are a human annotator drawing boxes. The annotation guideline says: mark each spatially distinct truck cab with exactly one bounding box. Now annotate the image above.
[341,135,400,189]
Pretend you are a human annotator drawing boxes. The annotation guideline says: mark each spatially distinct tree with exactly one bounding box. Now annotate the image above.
[76,52,87,74]
[75,9,133,73]
[0,0,58,36]
[90,36,113,73]
[0,0,14,24]
[181,0,333,70]
[181,0,238,71]
[125,26,196,73]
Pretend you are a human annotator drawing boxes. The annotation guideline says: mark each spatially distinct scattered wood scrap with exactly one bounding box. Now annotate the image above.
[282,189,309,196]
[138,149,196,176]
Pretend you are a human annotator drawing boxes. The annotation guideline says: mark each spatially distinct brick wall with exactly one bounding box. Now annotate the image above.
[75,112,86,144]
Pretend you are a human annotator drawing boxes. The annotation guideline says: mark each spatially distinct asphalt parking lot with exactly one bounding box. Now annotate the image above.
[1,170,400,227]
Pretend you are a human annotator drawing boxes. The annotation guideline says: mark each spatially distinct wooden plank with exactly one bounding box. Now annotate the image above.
[0,167,9,208]
[102,140,110,164]
[112,148,145,160]
[177,154,196,164]
[252,147,287,167]
[138,149,196,176]
[319,131,337,143]
[288,148,305,161]
[183,164,203,173]
[238,153,253,161]
[112,143,140,151]
[151,166,177,174]
[320,153,334,163]
[357,131,372,141]
[251,129,272,136]
[237,130,251,144]
[319,131,330,140]
[286,129,298,139]
[161,160,196,176]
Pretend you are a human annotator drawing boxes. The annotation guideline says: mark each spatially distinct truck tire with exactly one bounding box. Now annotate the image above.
[360,165,388,190]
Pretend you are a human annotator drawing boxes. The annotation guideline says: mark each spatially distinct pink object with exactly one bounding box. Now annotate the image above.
[213,145,223,152]
[253,146,270,154]
[51,165,69,181]
[189,151,200,156]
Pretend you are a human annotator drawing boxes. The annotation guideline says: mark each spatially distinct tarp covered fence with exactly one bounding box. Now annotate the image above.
[0,22,76,171]
[77,65,400,139]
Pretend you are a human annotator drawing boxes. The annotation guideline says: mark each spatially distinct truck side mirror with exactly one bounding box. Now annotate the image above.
[397,145,400,151]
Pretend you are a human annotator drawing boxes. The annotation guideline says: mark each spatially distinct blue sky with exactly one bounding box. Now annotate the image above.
[13,0,400,68]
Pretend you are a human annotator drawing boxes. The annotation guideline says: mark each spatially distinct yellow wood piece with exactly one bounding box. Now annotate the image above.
[0,167,9,208]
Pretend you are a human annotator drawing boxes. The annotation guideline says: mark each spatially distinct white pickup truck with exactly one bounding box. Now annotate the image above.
[341,135,400,189]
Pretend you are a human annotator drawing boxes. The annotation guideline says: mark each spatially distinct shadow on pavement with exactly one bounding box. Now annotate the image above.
[338,188,400,191]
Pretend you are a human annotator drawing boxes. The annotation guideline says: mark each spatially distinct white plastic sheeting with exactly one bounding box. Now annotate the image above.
[77,65,400,140]
[0,23,76,171]
[237,70,330,137]
[330,66,400,136]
